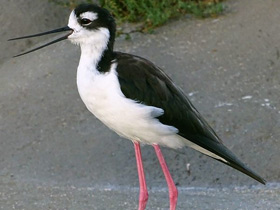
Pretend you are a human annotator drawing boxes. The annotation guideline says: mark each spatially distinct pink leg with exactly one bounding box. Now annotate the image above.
[153,144,178,210]
[134,142,148,210]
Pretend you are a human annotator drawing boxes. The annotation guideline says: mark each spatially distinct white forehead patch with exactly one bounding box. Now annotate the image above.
[68,11,81,31]
[80,12,98,21]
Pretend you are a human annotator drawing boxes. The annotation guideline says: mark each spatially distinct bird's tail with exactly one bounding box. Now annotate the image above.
[217,145,266,185]
[187,136,266,184]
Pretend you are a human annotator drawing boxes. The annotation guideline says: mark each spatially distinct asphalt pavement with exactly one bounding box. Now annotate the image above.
[1,0,280,209]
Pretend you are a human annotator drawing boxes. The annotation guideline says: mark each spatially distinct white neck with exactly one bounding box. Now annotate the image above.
[77,28,110,72]
[79,43,105,70]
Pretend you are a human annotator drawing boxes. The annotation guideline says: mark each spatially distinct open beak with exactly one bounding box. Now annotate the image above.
[8,26,73,57]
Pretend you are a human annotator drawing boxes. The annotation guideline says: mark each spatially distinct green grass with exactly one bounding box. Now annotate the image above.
[100,0,224,30]
[49,0,225,31]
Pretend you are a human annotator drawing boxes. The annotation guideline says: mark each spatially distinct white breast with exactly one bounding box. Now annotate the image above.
[76,59,228,161]
[76,62,189,149]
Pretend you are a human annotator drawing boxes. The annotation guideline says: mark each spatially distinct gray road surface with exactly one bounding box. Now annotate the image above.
[1,0,280,209]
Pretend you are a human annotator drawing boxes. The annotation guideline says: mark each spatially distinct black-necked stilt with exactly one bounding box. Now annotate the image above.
[9,3,266,210]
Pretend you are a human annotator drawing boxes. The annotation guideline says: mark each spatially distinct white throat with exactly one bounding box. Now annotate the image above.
[79,27,110,70]
[67,10,110,70]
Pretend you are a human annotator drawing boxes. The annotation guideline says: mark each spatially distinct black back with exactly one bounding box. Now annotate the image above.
[115,52,220,143]
[115,52,265,184]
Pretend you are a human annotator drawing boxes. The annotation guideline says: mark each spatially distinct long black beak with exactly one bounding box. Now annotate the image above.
[8,26,73,57]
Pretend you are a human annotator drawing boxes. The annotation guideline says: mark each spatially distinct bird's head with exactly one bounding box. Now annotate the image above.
[9,4,116,57]
[68,4,116,50]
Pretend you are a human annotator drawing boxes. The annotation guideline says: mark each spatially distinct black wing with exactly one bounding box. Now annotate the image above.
[116,52,222,143]
[115,52,265,184]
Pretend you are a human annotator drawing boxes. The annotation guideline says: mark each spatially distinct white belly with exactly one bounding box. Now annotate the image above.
[76,63,187,148]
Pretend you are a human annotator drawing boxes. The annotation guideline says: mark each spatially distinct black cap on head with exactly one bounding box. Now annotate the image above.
[75,4,116,44]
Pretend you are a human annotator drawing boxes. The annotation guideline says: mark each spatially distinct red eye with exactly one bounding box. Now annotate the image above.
[81,18,92,25]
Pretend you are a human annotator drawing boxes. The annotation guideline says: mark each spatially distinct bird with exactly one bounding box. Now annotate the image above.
[9,3,266,210]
